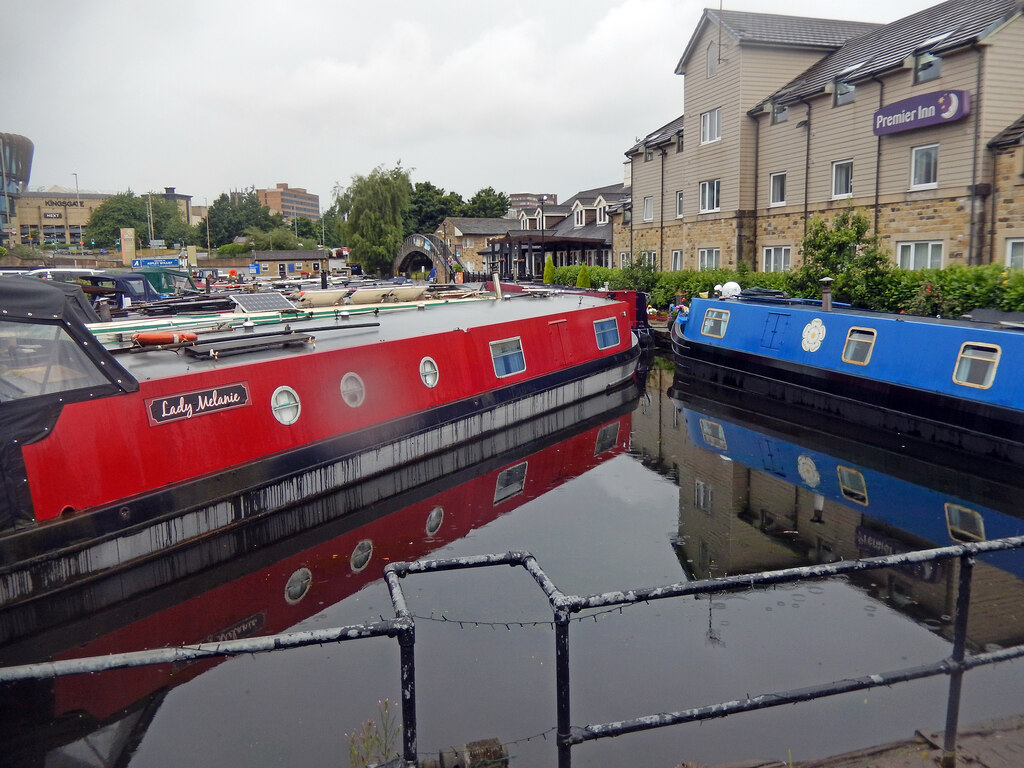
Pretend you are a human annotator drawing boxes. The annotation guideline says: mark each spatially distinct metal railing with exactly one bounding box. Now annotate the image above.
[4,537,1024,768]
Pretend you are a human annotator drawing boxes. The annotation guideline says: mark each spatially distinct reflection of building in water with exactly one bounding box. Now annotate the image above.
[673,397,1024,652]
[628,366,686,481]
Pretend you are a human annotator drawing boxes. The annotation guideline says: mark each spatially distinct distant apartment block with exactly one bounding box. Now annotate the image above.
[258,183,320,221]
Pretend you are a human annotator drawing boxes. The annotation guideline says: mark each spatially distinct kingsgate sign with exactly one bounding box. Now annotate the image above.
[44,199,83,207]
[873,90,970,136]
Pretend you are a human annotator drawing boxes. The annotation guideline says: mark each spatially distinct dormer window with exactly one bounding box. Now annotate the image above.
[644,146,654,162]
[915,52,942,84]
[574,209,585,227]
[771,103,788,124]
[597,205,608,225]
[834,81,855,106]
[675,132,684,152]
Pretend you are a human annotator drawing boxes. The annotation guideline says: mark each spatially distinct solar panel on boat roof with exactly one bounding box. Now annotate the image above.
[230,292,297,313]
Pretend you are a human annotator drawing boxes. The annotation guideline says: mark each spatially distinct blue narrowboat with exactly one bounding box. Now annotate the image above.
[671,291,1024,470]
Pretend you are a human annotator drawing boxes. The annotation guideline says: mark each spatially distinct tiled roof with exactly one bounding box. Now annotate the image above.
[626,114,685,156]
[447,217,517,236]
[676,9,879,74]
[989,113,1024,148]
[562,183,628,208]
[767,0,1021,105]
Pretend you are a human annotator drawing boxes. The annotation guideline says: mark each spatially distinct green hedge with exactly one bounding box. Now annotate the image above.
[547,264,1024,316]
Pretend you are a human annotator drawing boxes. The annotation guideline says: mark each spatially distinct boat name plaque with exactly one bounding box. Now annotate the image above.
[146,383,251,425]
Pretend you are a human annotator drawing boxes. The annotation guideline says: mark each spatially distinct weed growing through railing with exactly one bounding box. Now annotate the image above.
[345,698,401,767]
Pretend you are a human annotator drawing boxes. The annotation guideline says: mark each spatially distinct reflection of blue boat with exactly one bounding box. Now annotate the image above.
[671,293,1024,469]
[676,395,1024,579]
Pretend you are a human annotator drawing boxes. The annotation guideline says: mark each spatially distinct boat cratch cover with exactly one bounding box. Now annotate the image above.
[0,277,137,530]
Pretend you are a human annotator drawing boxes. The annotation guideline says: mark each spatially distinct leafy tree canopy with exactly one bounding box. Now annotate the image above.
[335,164,412,274]
[462,186,510,219]
[85,191,200,248]
[207,189,276,247]
[405,181,464,237]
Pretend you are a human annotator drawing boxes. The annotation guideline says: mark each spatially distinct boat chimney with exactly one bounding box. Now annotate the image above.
[492,272,503,301]
[820,277,834,312]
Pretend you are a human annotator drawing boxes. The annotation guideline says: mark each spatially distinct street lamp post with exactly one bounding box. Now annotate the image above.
[539,194,548,280]
[72,173,80,254]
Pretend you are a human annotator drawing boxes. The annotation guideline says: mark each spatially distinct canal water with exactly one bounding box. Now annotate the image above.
[4,359,1024,767]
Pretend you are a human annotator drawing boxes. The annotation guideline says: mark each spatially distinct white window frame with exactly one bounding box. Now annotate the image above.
[898,240,943,270]
[574,209,584,227]
[832,160,853,199]
[643,196,654,221]
[1008,239,1024,269]
[676,191,684,218]
[762,245,791,273]
[671,250,683,271]
[911,144,938,190]
[698,248,720,271]
[620,252,631,268]
[700,108,721,144]
[597,205,608,225]
[699,180,720,213]
[769,172,786,206]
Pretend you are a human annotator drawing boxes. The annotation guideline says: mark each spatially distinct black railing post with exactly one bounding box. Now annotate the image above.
[941,552,975,768]
[555,609,572,768]
[399,623,418,764]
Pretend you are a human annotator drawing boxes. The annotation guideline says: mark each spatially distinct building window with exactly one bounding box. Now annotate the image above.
[700,108,722,144]
[832,160,853,198]
[675,133,684,152]
[698,248,720,270]
[915,53,942,84]
[771,103,788,124]
[911,144,938,189]
[490,337,526,377]
[643,196,654,221]
[676,191,684,218]
[644,146,654,162]
[574,209,585,227]
[620,252,630,268]
[695,479,713,512]
[597,205,608,225]
[706,41,718,78]
[1008,239,1024,269]
[834,81,856,106]
[769,172,786,206]
[671,250,682,271]
[699,180,720,213]
[898,240,943,269]
[762,246,790,272]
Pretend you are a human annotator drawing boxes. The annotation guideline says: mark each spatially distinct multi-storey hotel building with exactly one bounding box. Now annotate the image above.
[619,0,1024,272]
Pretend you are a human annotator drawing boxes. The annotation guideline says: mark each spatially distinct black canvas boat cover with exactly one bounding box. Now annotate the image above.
[0,275,100,323]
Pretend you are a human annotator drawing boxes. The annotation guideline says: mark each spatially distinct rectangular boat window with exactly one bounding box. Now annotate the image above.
[699,418,727,450]
[0,320,110,401]
[700,308,730,338]
[953,343,1000,389]
[594,422,620,455]
[494,461,528,504]
[490,337,526,377]
[593,318,620,350]
[836,465,868,505]
[842,327,876,365]
[945,503,985,543]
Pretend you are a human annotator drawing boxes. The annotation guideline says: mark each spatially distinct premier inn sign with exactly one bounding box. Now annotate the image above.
[873,90,971,136]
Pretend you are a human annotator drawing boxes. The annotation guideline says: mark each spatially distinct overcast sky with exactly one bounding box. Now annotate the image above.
[6,0,940,208]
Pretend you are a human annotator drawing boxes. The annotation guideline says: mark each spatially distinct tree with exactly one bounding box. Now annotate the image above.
[788,208,893,309]
[462,187,510,219]
[207,188,276,247]
[405,181,464,236]
[543,255,554,284]
[335,164,412,275]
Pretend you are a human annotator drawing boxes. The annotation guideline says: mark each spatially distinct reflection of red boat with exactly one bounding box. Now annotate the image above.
[0,278,642,607]
[0,394,634,765]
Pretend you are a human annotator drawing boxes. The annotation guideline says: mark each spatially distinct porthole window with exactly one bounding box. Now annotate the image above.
[419,357,440,388]
[271,386,301,425]
[284,567,313,605]
[425,506,444,536]
[350,539,373,572]
[340,372,366,407]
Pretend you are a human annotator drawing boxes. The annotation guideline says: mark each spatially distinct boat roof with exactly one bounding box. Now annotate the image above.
[90,289,629,381]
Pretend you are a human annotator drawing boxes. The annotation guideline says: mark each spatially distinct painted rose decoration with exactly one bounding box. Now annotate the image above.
[801,318,826,352]
[797,454,820,488]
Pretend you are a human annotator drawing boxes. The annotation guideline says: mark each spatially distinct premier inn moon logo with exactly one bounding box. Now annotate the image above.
[146,383,251,425]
